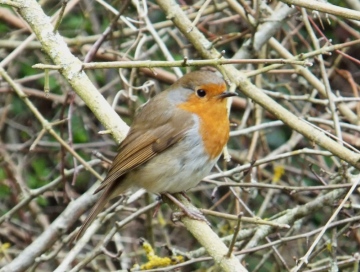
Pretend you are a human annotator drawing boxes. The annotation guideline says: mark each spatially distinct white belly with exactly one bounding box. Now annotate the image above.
[122,121,218,193]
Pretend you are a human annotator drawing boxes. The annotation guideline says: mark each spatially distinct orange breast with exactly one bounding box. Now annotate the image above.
[178,96,230,159]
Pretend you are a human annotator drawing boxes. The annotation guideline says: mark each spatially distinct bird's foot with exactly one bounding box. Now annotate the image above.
[164,193,210,225]
[171,210,210,225]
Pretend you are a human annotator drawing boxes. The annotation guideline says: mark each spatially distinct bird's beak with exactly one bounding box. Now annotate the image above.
[217,91,238,98]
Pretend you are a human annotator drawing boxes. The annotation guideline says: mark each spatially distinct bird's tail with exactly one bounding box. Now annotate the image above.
[73,184,115,242]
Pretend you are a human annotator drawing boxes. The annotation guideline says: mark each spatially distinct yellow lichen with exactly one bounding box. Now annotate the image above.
[0,242,10,260]
[273,165,285,183]
[132,240,184,270]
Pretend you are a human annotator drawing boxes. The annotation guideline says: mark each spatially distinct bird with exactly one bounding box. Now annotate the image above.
[74,70,237,241]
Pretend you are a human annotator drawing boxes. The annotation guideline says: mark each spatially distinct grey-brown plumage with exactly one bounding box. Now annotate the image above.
[74,71,235,241]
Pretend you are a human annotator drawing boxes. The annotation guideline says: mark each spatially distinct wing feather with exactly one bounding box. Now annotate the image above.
[95,109,193,194]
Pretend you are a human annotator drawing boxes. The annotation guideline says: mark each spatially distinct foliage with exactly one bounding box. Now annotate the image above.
[0,0,360,271]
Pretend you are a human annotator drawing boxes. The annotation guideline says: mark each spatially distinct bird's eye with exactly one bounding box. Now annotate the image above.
[196,89,206,97]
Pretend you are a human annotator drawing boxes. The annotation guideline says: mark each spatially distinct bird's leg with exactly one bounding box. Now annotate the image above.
[180,191,191,202]
[152,194,163,218]
[163,193,210,225]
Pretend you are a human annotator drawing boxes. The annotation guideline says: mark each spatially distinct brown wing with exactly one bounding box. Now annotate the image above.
[94,121,189,194]
[94,89,195,194]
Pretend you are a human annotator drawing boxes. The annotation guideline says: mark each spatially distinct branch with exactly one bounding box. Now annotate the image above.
[279,0,360,20]
[32,58,312,70]
[0,185,98,272]
[165,194,248,272]
[12,0,129,144]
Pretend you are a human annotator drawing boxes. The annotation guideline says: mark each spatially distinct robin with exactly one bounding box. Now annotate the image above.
[75,70,237,240]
